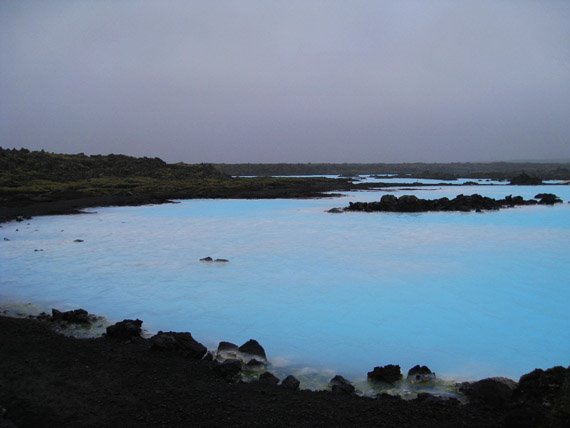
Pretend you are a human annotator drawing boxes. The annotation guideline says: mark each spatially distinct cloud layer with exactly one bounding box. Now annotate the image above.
[1,1,569,162]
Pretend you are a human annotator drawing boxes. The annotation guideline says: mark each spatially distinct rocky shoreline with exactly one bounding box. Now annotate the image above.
[1,309,568,427]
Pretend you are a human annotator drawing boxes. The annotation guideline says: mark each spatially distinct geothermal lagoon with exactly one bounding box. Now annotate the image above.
[2,183,570,391]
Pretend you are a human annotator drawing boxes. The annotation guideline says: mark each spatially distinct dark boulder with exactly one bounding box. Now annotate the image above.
[368,365,402,384]
[407,365,436,383]
[213,359,242,381]
[329,375,355,394]
[238,339,267,361]
[459,377,517,408]
[73,239,84,243]
[200,256,213,262]
[505,366,570,428]
[105,319,143,340]
[280,375,300,391]
[214,258,229,263]
[150,331,207,360]
[534,193,562,205]
[217,341,238,355]
[258,371,279,385]
[51,308,91,324]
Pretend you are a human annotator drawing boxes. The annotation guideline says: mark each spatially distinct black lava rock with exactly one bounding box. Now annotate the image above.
[459,377,517,408]
[105,319,143,340]
[150,331,207,360]
[238,339,267,361]
[407,365,436,383]
[329,375,355,395]
[368,365,403,384]
[258,371,279,385]
[280,375,300,391]
[213,359,242,381]
[51,308,91,324]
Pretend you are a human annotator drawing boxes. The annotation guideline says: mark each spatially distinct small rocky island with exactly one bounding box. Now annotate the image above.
[332,193,562,213]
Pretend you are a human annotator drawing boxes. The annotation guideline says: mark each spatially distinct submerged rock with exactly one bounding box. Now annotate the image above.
[327,207,344,213]
[238,339,267,361]
[368,365,403,385]
[214,258,229,263]
[407,365,436,383]
[199,257,213,262]
[329,375,355,395]
[105,319,143,340]
[150,331,207,360]
[280,375,301,391]
[73,239,84,243]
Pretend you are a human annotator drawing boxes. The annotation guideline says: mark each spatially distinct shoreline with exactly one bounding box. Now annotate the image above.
[0,301,465,397]
[1,308,568,427]
[1,310,568,427]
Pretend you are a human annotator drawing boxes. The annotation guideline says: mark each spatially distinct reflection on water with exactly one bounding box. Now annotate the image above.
[1,184,569,386]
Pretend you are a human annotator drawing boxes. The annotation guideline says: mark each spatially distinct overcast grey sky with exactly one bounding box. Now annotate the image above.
[1,1,569,163]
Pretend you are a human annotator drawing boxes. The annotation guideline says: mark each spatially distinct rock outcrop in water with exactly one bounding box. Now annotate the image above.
[337,193,563,213]
[407,365,436,383]
[238,339,267,361]
[367,364,403,384]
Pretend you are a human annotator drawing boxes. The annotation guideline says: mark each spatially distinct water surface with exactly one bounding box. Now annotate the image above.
[1,184,569,386]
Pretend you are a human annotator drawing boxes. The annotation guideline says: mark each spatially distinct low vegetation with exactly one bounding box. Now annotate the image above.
[0,148,353,212]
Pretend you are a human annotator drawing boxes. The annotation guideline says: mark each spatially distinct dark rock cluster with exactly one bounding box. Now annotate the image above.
[51,308,92,325]
[200,257,229,263]
[341,193,562,213]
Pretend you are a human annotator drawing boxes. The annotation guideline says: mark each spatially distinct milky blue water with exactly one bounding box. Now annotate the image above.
[1,184,569,387]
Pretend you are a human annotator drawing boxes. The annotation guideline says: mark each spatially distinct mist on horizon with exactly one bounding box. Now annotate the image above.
[1,1,569,164]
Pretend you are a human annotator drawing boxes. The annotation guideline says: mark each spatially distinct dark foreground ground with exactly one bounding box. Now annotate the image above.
[0,316,513,428]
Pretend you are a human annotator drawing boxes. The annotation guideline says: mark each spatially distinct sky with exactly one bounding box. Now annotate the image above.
[1,1,569,163]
